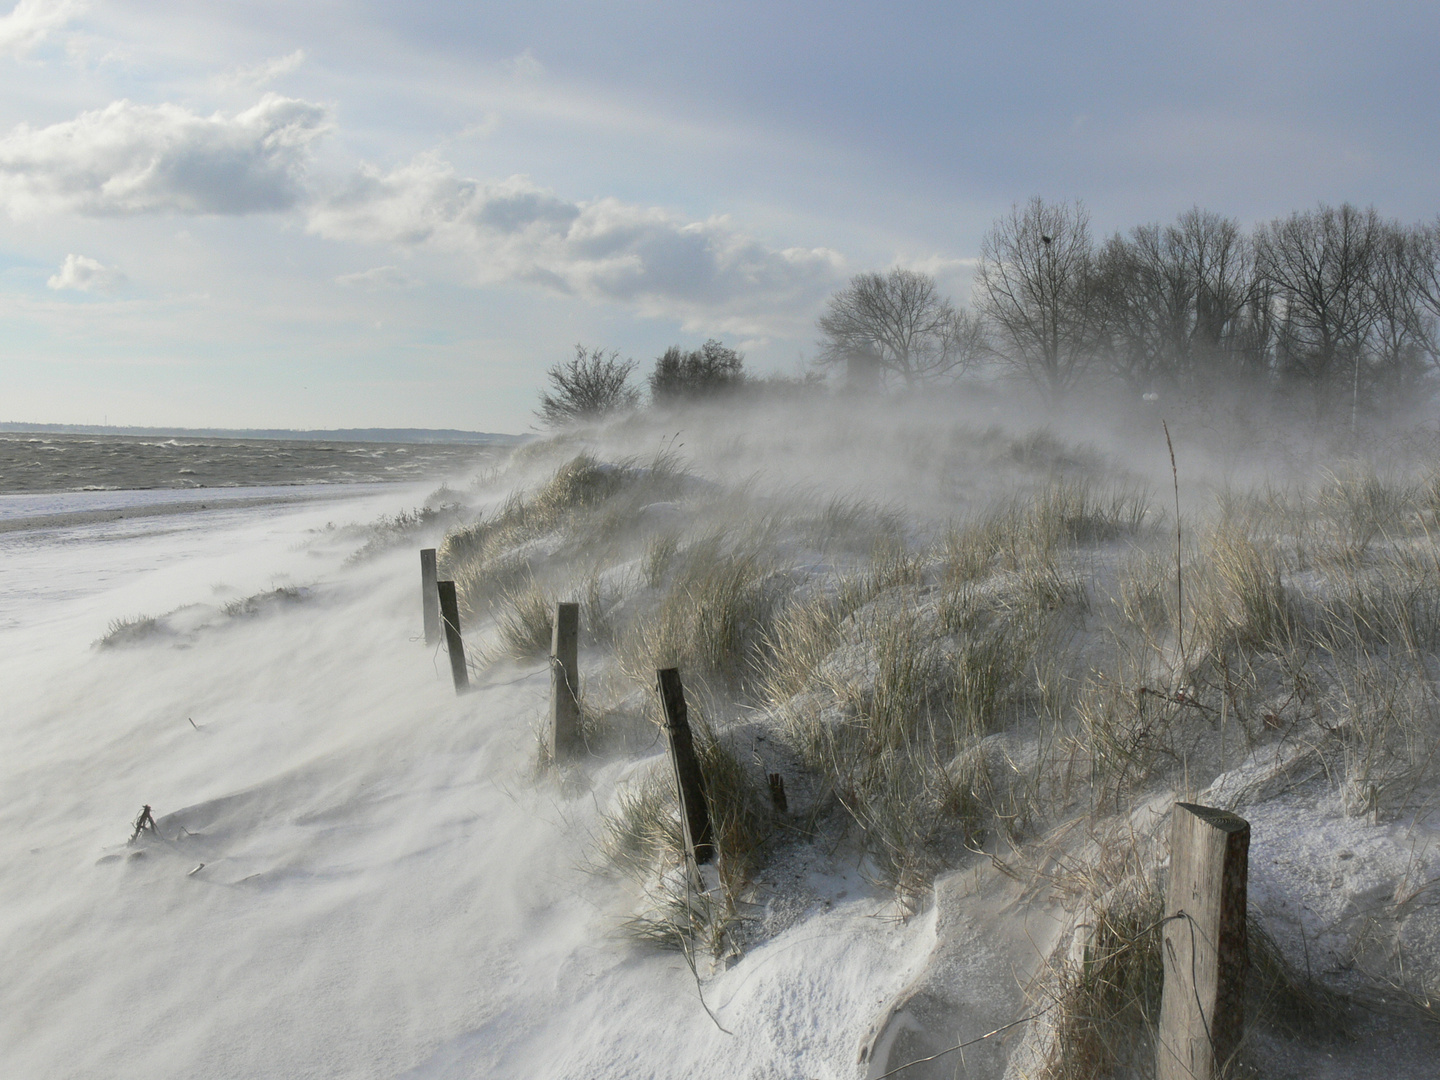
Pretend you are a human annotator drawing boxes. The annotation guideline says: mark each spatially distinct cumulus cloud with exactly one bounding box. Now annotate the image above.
[502,48,544,80]
[0,93,331,217]
[0,0,84,56]
[335,265,415,290]
[220,49,306,90]
[309,158,844,334]
[46,252,124,292]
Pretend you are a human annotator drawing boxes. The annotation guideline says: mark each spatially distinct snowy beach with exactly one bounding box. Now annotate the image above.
[0,482,928,1079]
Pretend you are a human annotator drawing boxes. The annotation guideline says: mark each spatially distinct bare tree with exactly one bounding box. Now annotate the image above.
[1256,204,1384,387]
[1095,208,1258,392]
[1173,208,1259,377]
[1404,219,1440,393]
[974,198,1104,395]
[1369,221,1438,407]
[535,344,639,427]
[1095,226,1177,392]
[1411,218,1440,317]
[816,268,982,388]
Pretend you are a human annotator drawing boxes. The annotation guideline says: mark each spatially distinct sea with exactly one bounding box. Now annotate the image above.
[0,430,505,625]
[0,430,499,494]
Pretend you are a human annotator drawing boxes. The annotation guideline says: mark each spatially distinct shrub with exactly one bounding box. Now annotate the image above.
[648,340,745,404]
[536,344,640,427]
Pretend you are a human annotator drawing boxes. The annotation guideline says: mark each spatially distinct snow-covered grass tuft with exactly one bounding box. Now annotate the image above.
[95,613,166,647]
[600,715,769,958]
[494,576,557,660]
[616,530,788,695]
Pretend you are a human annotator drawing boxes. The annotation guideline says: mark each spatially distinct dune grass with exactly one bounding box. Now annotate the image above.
[600,712,770,958]
[434,425,1440,1021]
[95,614,166,648]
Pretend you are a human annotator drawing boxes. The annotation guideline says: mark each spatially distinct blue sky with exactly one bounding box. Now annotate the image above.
[1,0,1436,432]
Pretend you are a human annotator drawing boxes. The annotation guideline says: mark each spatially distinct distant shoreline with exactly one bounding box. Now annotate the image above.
[0,423,526,445]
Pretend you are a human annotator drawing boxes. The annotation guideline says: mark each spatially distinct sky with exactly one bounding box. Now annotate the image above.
[1,0,1437,434]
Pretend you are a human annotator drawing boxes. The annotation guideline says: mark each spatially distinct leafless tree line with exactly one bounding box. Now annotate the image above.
[819,198,1440,419]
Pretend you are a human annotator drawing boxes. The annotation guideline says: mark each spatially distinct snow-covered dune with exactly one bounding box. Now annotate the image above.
[0,487,927,1079]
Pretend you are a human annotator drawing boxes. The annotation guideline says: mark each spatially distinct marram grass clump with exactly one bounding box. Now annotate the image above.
[600,714,769,959]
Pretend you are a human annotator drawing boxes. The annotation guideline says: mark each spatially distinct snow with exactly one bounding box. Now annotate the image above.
[0,485,929,1079]
[0,483,391,523]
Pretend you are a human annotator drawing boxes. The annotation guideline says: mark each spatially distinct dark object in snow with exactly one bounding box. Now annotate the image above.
[129,804,159,843]
[549,602,581,761]
[1158,802,1250,1080]
[436,580,470,694]
[657,668,715,866]
[768,773,788,815]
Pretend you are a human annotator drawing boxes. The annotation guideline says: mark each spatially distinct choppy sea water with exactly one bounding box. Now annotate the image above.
[0,431,499,494]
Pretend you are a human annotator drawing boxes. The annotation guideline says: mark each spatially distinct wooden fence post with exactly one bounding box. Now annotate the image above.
[549,602,581,760]
[420,548,440,646]
[435,580,470,695]
[1157,802,1250,1080]
[656,668,715,866]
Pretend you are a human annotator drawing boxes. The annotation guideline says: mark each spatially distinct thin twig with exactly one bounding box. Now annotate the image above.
[679,846,733,1035]
[1163,421,1184,670]
[870,1008,1051,1079]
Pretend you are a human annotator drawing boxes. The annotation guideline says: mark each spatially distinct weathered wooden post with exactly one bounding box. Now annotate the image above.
[549,602,581,760]
[1157,802,1250,1080]
[420,548,440,646]
[656,668,715,865]
[435,580,470,695]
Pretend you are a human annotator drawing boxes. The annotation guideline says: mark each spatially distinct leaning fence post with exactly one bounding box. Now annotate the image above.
[549,602,581,760]
[656,668,715,865]
[435,580,470,695]
[420,548,440,646]
[1157,802,1250,1080]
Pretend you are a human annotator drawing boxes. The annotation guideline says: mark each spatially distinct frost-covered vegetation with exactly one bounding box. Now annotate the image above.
[438,397,1440,1076]
[540,201,1440,436]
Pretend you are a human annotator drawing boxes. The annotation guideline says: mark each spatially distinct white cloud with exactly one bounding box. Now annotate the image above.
[892,254,979,303]
[894,254,977,277]
[220,49,306,90]
[0,0,84,57]
[0,94,331,217]
[335,265,414,290]
[309,157,844,334]
[502,48,544,81]
[46,252,124,292]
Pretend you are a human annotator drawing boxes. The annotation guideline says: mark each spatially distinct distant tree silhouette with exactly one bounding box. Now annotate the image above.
[1094,208,1260,392]
[974,198,1105,395]
[648,340,745,403]
[816,268,982,388]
